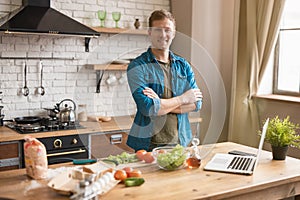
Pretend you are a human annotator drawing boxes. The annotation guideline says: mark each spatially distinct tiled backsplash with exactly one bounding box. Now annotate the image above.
[0,0,170,119]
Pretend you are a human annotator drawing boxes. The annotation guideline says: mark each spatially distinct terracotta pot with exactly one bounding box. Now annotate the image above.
[271,145,289,160]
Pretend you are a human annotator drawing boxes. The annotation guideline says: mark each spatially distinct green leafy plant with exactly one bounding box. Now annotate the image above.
[260,116,300,148]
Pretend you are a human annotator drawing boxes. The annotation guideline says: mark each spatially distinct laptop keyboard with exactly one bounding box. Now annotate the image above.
[227,157,253,170]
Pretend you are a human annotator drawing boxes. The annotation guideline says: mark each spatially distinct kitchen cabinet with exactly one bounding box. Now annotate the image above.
[90,131,134,158]
[0,141,22,171]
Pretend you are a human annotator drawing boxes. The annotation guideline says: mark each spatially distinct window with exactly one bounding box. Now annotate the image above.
[274,0,300,96]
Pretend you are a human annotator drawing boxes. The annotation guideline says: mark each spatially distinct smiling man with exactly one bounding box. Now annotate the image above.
[126,9,203,151]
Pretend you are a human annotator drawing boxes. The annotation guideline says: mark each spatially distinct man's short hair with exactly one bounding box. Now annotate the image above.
[148,9,176,28]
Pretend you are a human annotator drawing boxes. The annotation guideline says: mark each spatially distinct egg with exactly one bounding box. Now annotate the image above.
[92,182,102,192]
[97,178,105,188]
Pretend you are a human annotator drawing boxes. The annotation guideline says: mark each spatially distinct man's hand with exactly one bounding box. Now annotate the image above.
[143,87,159,99]
[178,89,203,104]
[142,87,202,116]
[143,87,203,105]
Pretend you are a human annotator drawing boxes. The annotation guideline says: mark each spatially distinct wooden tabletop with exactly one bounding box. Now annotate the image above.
[0,142,299,200]
[0,116,202,143]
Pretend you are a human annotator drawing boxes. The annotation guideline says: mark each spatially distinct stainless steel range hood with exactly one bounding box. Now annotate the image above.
[0,0,100,38]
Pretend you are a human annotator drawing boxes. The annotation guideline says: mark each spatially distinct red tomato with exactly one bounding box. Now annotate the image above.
[127,169,142,178]
[158,149,167,154]
[114,169,127,181]
[143,152,155,163]
[122,167,133,176]
[136,149,147,161]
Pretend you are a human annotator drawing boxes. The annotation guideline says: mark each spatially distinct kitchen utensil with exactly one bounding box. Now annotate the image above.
[14,116,42,124]
[58,99,77,123]
[22,62,29,96]
[37,61,45,96]
[73,159,98,165]
[44,107,59,118]
[48,158,98,165]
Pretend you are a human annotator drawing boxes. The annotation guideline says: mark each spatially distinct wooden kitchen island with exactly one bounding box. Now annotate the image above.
[0,142,299,200]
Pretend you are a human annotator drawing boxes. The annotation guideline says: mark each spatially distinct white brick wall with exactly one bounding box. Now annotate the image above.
[0,0,170,119]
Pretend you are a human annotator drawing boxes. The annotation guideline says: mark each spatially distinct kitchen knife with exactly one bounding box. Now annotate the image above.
[73,158,119,165]
[72,159,98,165]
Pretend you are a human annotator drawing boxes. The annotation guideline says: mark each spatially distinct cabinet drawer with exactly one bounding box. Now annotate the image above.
[91,132,134,158]
[0,141,21,171]
[0,141,19,159]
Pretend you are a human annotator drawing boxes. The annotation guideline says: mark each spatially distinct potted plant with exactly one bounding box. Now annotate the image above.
[260,116,300,160]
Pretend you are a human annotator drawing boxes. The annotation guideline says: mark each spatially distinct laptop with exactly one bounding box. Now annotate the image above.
[204,118,269,175]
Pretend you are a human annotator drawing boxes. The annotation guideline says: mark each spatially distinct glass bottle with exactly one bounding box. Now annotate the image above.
[186,137,201,169]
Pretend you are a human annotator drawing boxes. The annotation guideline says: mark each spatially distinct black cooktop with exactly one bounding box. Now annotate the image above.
[6,118,84,134]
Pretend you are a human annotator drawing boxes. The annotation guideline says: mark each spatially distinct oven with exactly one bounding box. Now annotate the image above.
[37,134,90,165]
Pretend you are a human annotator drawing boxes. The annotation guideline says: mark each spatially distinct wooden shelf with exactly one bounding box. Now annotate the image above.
[92,64,128,71]
[90,27,147,35]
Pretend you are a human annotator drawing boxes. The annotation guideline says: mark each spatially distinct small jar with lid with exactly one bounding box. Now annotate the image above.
[77,104,88,122]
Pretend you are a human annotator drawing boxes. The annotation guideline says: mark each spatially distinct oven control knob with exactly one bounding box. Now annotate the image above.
[53,139,62,148]
[72,138,78,145]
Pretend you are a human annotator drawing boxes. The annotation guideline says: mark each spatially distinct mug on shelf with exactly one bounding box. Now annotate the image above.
[106,74,117,85]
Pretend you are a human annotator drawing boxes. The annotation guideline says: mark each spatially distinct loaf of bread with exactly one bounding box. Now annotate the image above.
[87,115,112,122]
[24,137,48,179]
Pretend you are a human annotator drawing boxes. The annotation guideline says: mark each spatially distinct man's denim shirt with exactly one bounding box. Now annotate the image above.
[126,48,202,151]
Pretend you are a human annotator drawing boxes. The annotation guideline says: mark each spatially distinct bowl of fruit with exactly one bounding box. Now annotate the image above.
[152,145,189,170]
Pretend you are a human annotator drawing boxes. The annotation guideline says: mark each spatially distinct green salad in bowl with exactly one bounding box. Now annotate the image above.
[152,145,189,170]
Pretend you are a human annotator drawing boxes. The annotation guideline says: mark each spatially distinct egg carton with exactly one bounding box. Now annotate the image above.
[48,164,119,199]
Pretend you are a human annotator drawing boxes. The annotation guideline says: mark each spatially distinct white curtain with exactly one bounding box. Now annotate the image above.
[229,0,286,146]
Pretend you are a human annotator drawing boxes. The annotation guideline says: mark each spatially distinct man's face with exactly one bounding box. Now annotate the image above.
[149,18,175,51]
